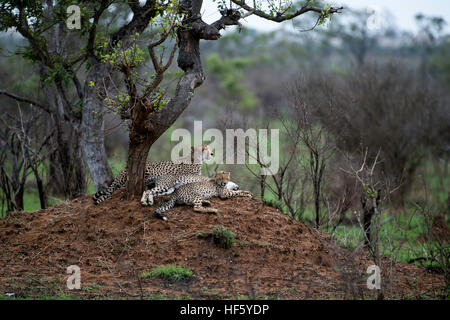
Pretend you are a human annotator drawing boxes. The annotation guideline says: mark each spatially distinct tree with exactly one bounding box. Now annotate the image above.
[0,0,163,194]
[414,14,446,75]
[300,62,449,203]
[103,0,342,198]
[322,8,379,67]
[0,107,52,212]
[342,149,384,300]
[1,0,342,199]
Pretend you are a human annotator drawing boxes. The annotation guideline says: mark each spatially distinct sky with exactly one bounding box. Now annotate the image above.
[201,0,450,33]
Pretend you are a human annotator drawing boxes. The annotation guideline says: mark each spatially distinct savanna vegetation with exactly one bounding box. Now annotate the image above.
[0,1,448,299]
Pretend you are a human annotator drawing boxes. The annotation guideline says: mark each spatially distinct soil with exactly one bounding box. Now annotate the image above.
[0,193,446,299]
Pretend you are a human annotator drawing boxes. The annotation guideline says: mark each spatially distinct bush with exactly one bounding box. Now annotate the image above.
[264,198,284,212]
[211,225,235,249]
[299,62,450,202]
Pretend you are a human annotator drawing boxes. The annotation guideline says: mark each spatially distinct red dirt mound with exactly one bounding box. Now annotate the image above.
[0,194,445,299]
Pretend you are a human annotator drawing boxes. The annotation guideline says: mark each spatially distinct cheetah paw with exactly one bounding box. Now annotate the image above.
[202,200,212,206]
[242,191,253,198]
[140,192,154,206]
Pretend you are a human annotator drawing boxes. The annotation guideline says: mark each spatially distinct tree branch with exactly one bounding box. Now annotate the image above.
[86,0,110,57]
[0,90,51,114]
[230,0,342,23]
[111,1,159,45]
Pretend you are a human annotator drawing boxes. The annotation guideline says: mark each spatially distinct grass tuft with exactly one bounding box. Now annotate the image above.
[211,225,235,249]
[142,264,193,281]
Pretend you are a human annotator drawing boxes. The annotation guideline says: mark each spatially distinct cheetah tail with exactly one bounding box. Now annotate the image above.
[92,185,116,205]
[154,198,176,221]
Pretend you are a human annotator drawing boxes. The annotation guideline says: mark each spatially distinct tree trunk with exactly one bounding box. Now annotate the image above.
[40,68,87,199]
[311,152,321,229]
[55,125,86,198]
[362,197,374,248]
[124,8,206,198]
[126,131,156,198]
[29,164,47,209]
[47,132,86,199]
[314,186,320,228]
[81,59,114,193]
[14,184,24,211]
[71,135,87,197]
[260,175,266,200]
[0,168,15,212]
[47,149,65,196]
[35,169,47,209]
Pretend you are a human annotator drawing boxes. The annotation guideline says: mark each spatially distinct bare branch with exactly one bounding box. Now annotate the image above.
[0,90,51,114]
[230,0,342,23]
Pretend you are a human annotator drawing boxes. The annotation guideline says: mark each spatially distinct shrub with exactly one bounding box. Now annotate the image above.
[264,198,284,212]
[211,225,235,249]
[299,62,450,203]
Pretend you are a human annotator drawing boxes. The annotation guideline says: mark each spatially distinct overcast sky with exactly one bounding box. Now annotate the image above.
[202,0,450,33]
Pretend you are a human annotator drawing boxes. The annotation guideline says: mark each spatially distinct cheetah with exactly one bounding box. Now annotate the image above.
[140,174,241,206]
[93,145,213,205]
[153,171,252,221]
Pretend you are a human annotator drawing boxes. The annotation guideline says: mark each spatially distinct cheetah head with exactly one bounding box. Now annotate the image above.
[214,171,230,187]
[191,144,214,162]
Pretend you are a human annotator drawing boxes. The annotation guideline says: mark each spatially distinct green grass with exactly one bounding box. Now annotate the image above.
[1,159,126,216]
[0,191,63,217]
[211,225,235,249]
[332,208,450,271]
[142,265,193,281]
[0,293,80,300]
[82,283,100,292]
[263,198,284,211]
[198,225,235,249]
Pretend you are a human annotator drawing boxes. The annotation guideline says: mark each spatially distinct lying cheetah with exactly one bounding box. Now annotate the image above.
[93,145,213,205]
[154,171,252,221]
[140,174,241,206]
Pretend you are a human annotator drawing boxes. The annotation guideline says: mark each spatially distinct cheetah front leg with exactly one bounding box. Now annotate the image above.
[141,186,176,206]
[219,189,252,200]
[141,176,158,206]
[193,198,217,214]
[140,190,154,206]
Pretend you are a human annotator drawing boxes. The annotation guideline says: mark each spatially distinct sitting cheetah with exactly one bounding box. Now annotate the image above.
[154,171,252,221]
[93,145,213,205]
[141,174,241,206]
